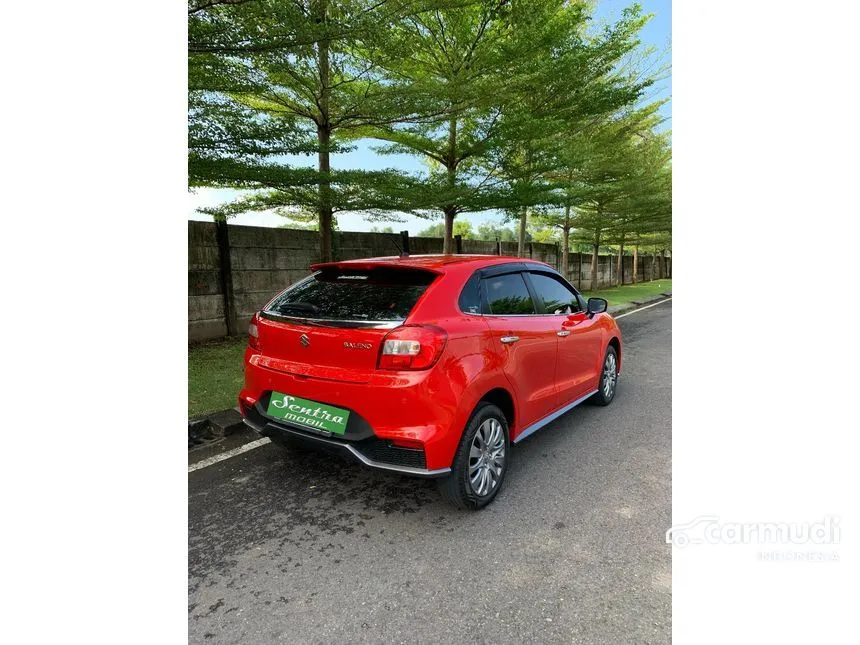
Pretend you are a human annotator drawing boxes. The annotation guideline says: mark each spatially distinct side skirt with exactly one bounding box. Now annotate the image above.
[512,389,599,444]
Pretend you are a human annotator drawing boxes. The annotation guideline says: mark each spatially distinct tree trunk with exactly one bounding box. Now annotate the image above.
[590,237,600,292]
[517,207,528,258]
[661,249,668,279]
[591,206,602,291]
[560,201,571,280]
[316,0,332,262]
[651,251,657,281]
[632,245,638,284]
[442,207,456,254]
[318,126,333,262]
[616,236,624,287]
[561,228,570,280]
[443,117,457,254]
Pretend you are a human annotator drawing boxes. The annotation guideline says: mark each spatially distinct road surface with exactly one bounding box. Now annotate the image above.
[189,300,672,644]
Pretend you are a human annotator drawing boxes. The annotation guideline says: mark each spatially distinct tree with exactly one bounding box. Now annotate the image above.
[189,0,438,261]
[188,0,672,267]
[541,99,667,290]
[492,3,654,258]
[367,1,572,254]
[609,129,671,284]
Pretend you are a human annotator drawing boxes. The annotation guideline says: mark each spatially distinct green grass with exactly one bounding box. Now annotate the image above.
[188,337,247,418]
[581,279,672,308]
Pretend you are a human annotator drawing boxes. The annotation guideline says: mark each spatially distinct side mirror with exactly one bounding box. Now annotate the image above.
[587,297,608,315]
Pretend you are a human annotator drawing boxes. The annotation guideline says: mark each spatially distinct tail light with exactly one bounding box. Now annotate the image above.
[248,313,261,351]
[377,325,447,371]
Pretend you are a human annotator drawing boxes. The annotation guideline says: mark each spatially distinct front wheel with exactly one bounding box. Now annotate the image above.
[590,345,619,406]
[437,403,509,510]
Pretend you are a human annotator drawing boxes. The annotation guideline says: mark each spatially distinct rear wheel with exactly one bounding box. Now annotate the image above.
[437,403,509,509]
[589,345,618,406]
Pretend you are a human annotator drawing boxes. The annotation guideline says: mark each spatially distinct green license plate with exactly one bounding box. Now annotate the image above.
[266,392,350,435]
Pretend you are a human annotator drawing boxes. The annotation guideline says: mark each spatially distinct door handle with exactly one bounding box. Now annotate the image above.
[500,336,520,344]
[557,330,571,337]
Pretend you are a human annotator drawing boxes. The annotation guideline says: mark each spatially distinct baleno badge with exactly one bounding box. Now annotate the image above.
[299,334,310,347]
[344,342,372,350]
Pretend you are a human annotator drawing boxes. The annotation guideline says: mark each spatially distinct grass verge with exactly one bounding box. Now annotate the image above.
[581,279,671,308]
[188,337,247,419]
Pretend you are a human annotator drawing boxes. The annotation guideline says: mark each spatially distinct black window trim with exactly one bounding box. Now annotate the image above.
[458,262,586,317]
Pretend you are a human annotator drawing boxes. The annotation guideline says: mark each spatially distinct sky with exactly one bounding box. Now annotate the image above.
[188,0,671,235]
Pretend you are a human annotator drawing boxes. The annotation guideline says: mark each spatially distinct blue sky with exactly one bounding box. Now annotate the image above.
[188,0,671,234]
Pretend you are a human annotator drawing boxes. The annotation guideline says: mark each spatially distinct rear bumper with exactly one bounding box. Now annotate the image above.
[241,407,451,478]
[240,346,469,471]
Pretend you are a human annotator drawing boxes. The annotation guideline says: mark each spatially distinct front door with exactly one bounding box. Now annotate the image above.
[481,271,559,431]
[525,271,604,404]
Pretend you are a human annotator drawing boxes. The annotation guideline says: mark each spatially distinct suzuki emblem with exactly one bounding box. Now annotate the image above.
[299,334,310,347]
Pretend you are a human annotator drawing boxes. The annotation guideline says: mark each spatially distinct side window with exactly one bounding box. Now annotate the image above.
[529,272,581,315]
[484,273,535,315]
[458,272,482,314]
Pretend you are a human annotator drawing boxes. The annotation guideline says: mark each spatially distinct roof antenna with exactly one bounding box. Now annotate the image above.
[399,230,410,258]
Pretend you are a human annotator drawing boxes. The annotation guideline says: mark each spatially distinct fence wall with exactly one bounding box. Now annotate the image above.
[188,221,671,342]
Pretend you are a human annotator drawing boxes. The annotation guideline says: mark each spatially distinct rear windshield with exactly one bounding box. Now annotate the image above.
[266,268,436,322]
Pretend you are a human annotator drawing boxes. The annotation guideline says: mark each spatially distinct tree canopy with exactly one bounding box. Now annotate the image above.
[189,0,671,264]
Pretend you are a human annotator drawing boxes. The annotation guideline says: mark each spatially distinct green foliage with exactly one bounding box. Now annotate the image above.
[476,221,517,242]
[418,220,474,239]
[188,1,671,259]
[189,0,445,259]
[493,3,656,252]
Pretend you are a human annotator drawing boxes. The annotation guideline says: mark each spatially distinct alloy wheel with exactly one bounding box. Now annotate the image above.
[468,418,505,496]
[603,352,617,399]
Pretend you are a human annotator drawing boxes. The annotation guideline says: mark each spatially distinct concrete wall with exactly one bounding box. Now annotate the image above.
[188,221,227,341]
[188,221,671,342]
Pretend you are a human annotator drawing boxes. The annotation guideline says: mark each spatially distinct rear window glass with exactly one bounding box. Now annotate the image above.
[266,268,435,322]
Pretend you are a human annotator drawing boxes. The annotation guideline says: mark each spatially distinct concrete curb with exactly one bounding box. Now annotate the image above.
[189,408,245,450]
[608,292,672,317]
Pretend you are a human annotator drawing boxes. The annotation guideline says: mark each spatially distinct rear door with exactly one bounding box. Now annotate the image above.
[480,269,559,429]
[525,270,603,402]
[254,267,436,378]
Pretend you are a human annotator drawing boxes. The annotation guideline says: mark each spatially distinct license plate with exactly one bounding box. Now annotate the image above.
[266,392,350,435]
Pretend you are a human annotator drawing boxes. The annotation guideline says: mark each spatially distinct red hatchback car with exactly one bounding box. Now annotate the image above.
[239,255,621,509]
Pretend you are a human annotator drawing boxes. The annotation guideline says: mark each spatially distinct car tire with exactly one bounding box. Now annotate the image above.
[589,345,619,406]
[437,402,510,510]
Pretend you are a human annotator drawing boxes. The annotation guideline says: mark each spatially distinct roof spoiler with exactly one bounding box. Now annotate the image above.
[309,260,442,274]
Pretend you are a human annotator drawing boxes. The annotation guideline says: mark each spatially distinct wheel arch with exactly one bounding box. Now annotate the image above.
[478,387,516,435]
[607,335,621,372]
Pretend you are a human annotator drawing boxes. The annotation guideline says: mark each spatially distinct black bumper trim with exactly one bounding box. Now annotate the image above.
[242,417,450,478]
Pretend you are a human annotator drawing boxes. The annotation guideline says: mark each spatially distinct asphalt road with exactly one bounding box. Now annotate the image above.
[189,300,672,644]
